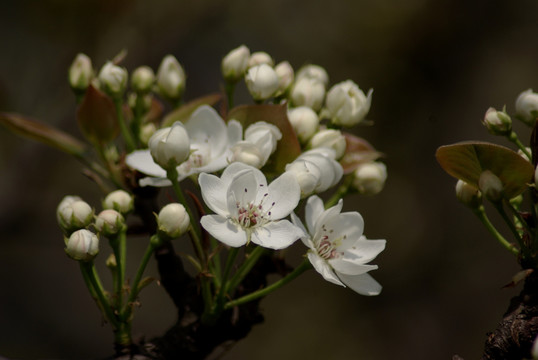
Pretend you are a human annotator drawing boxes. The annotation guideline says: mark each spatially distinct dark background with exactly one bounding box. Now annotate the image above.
[2,0,538,359]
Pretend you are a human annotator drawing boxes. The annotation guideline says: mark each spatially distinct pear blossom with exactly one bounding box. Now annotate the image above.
[352,162,387,195]
[290,77,326,111]
[199,162,304,249]
[65,229,100,262]
[482,107,511,136]
[287,106,319,144]
[324,80,372,127]
[156,55,186,100]
[229,121,282,168]
[274,61,294,96]
[291,195,385,295]
[222,45,250,82]
[68,53,93,91]
[245,64,280,101]
[98,61,128,97]
[515,89,538,126]
[308,128,347,159]
[296,64,329,87]
[126,106,242,187]
[247,51,274,68]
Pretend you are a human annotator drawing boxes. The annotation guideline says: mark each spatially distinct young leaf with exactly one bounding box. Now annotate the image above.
[227,103,301,173]
[76,84,119,145]
[161,93,221,127]
[0,112,87,157]
[340,132,382,174]
[436,141,534,198]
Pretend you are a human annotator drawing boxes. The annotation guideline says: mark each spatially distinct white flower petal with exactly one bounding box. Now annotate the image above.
[263,172,300,219]
[139,176,172,187]
[337,272,382,296]
[199,173,229,215]
[126,150,167,178]
[345,237,386,264]
[200,215,247,247]
[305,195,324,234]
[328,258,378,275]
[221,162,266,187]
[313,198,344,236]
[250,220,304,249]
[226,170,259,216]
[316,212,364,251]
[290,212,311,248]
[227,119,243,144]
[185,106,228,154]
[307,251,343,286]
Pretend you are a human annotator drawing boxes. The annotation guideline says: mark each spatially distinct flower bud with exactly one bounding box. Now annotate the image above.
[156,55,186,100]
[106,253,117,268]
[131,66,155,93]
[325,80,372,127]
[247,51,274,68]
[221,45,250,82]
[158,203,190,239]
[65,229,99,261]
[455,180,482,208]
[352,162,387,195]
[244,121,282,155]
[296,64,329,88]
[68,53,93,91]
[516,89,538,126]
[245,64,279,101]
[95,209,125,236]
[230,141,265,168]
[482,107,512,136]
[57,198,94,233]
[297,148,343,192]
[103,190,134,215]
[98,61,128,97]
[287,106,319,143]
[274,61,294,96]
[285,159,322,198]
[308,128,346,159]
[139,122,157,146]
[148,122,190,170]
[478,170,503,202]
[290,77,326,111]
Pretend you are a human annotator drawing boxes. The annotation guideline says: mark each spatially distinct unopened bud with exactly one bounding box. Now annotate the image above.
[455,180,482,208]
[157,203,190,239]
[245,64,279,101]
[478,170,503,202]
[308,128,347,159]
[248,51,274,68]
[139,122,157,146]
[65,229,99,261]
[156,55,186,101]
[98,61,128,97]
[352,162,387,195]
[274,61,294,96]
[57,197,94,233]
[95,209,125,236]
[516,89,538,126]
[230,141,265,168]
[483,107,512,136]
[296,64,329,88]
[290,77,326,111]
[287,106,319,143]
[222,45,250,82]
[106,253,117,268]
[131,66,155,93]
[103,190,134,215]
[69,53,93,91]
[148,122,190,170]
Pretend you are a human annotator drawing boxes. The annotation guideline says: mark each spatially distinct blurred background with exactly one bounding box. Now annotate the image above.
[2,0,538,359]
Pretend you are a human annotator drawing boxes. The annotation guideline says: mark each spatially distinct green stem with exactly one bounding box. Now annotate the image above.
[508,131,532,161]
[109,228,127,309]
[493,202,524,248]
[226,246,266,296]
[80,261,119,328]
[114,99,135,152]
[122,241,155,319]
[209,237,222,288]
[325,175,353,208]
[225,81,236,110]
[224,259,312,310]
[473,206,519,256]
[213,247,239,307]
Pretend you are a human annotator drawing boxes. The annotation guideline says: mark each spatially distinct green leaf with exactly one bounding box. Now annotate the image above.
[436,141,534,198]
[76,84,119,145]
[227,103,302,173]
[340,132,382,174]
[161,93,222,127]
[0,112,87,157]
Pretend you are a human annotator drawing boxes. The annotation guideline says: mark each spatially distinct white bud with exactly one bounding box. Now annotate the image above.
[287,106,319,143]
[296,148,343,192]
[516,89,538,126]
[230,141,266,168]
[148,122,190,170]
[57,198,94,233]
[156,55,186,100]
[131,66,155,93]
[478,170,503,202]
[139,122,157,146]
[325,80,372,127]
[158,203,190,239]
[285,160,322,198]
[103,190,134,215]
[65,229,99,261]
[248,51,274,68]
[455,180,482,208]
[274,61,294,96]
[483,107,512,135]
[309,128,347,159]
[95,209,125,236]
[245,64,279,101]
[352,162,387,195]
[98,61,128,97]
[222,45,250,82]
[296,64,329,87]
[290,77,326,111]
[244,121,282,155]
[68,53,93,91]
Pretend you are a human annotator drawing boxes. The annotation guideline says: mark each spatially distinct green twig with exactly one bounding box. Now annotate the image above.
[473,205,519,256]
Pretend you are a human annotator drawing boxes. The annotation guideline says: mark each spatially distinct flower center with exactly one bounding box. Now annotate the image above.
[235,187,274,229]
[316,224,345,260]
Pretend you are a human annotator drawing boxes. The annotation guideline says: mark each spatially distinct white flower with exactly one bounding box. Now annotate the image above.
[156,55,186,100]
[149,122,191,170]
[324,80,372,127]
[308,128,347,159]
[95,209,125,236]
[65,229,100,262]
[274,61,294,96]
[69,53,93,91]
[131,66,155,93]
[126,106,242,187]
[483,107,511,135]
[516,89,538,126]
[158,203,190,239]
[290,77,326,111]
[103,190,134,215]
[199,162,303,249]
[296,64,329,88]
[352,162,387,195]
[57,197,94,233]
[291,195,385,295]
[287,106,319,144]
[478,170,503,202]
[230,121,282,168]
[98,61,128,96]
[222,45,250,82]
[247,51,274,68]
[245,64,279,101]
